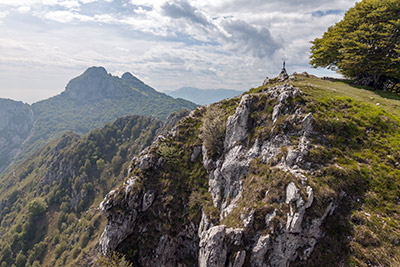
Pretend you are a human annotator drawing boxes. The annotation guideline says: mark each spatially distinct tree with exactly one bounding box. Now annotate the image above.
[310,0,400,90]
[27,198,48,217]
[15,252,26,267]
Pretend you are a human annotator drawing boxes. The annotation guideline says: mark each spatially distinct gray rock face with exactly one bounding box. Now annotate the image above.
[224,94,252,150]
[99,83,339,266]
[64,67,111,101]
[99,178,143,255]
[251,235,271,266]
[198,84,338,266]
[198,225,245,267]
[199,225,228,267]
[0,98,34,172]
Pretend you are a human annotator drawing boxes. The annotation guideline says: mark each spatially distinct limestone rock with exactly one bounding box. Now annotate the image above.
[98,83,340,267]
[232,250,246,267]
[224,94,252,150]
[191,145,202,162]
[278,67,289,81]
[199,225,227,267]
[251,235,271,266]
[262,77,270,86]
[142,190,155,211]
[302,113,315,136]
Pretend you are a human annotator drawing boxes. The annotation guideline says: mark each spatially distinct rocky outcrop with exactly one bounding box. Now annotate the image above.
[99,82,340,266]
[99,179,142,255]
[0,98,34,172]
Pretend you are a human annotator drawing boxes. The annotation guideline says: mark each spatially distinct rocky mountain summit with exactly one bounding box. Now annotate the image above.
[98,71,400,266]
[62,67,161,102]
[99,81,332,266]
[97,71,400,266]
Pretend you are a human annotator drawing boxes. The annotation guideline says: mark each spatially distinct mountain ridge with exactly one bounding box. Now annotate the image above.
[1,71,399,266]
[0,66,197,174]
[98,73,400,266]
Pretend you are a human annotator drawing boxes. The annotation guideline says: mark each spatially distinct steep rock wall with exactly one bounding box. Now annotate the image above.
[99,84,341,266]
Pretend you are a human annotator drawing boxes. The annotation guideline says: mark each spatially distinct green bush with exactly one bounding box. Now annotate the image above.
[27,198,48,217]
[15,252,26,267]
[199,105,226,158]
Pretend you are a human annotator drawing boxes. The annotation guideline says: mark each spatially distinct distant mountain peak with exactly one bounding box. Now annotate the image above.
[63,66,113,100]
[83,66,108,76]
[121,72,136,80]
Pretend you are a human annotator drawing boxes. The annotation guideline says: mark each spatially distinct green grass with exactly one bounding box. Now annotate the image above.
[233,74,400,266]
[291,75,400,117]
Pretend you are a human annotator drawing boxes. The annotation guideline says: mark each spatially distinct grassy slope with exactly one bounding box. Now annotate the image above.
[112,74,400,266]
[293,76,400,116]
[263,74,400,266]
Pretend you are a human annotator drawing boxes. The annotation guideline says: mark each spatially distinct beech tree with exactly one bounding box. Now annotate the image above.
[310,0,400,90]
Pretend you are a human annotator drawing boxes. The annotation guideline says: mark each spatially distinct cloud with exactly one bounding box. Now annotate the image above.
[312,9,344,17]
[0,0,358,103]
[16,5,31,13]
[161,1,210,26]
[0,11,9,22]
[43,10,92,23]
[220,19,279,58]
[58,0,81,10]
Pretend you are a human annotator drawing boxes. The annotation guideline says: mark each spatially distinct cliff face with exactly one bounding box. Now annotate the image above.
[99,73,400,266]
[98,75,360,266]
[0,98,34,173]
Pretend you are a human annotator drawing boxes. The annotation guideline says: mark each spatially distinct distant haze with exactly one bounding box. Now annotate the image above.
[166,87,243,105]
[0,0,355,103]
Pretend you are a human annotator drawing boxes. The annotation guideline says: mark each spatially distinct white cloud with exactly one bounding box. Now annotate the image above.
[43,10,92,23]
[16,5,30,13]
[0,0,357,103]
[0,10,8,21]
[58,0,81,10]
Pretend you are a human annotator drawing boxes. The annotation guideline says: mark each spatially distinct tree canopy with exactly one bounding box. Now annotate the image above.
[310,0,400,91]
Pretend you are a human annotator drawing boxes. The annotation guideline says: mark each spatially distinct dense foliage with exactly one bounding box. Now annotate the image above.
[0,114,182,266]
[310,0,400,91]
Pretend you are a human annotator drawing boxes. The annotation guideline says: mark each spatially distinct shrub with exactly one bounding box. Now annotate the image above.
[15,252,26,267]
[96,252,133,267]
[27,198,48,217]
[199,105,226,158]
[79,232,90,248]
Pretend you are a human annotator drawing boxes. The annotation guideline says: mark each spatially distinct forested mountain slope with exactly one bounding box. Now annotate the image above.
[0,111,189,267]
[0,67,196,174]
[22,67,196,161]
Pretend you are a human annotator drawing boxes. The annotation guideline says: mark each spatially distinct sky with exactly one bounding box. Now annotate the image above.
[0,0,358,104]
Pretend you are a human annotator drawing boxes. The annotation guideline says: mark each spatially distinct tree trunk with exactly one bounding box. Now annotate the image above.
[373,74,381,89]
